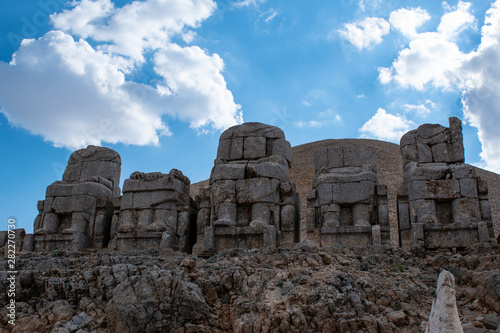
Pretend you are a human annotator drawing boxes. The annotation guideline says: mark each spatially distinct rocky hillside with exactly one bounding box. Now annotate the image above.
[1,244,499,333]
[192,138,500,243]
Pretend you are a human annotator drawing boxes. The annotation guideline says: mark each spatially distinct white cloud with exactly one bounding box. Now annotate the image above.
[296,108,342,128]
[260,8,278,23]
[358,0,365,12]
[0,0,242,149]
[460,0,500,172]
[378,0,500,172]
[233,0,266,8]
[438,1,476,40]
[404,100,435,116]
[378,2,475,90]
[0,31,169,149]
[51,0,216,63]
[295,120,323,128]
[153,43,243,129]
[318,108,342,123]
[389,7,430,38]
[380,32,466,90]
[339,17,390,50]
[359,108,414,142]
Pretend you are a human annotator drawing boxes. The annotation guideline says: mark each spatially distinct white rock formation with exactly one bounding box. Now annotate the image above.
[425,270,464,333]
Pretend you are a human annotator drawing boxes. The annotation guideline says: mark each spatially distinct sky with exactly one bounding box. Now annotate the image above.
[1,0,499,233]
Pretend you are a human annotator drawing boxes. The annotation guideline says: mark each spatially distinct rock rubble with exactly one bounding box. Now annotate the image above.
[1,244,499,333]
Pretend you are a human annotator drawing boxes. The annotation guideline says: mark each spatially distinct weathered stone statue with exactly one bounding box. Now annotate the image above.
[109,169,196,252]
[398,117,495,248]
[33,145,121,251]
[193,122,300,255]
[425,270,464,333]
[305,146,389,246]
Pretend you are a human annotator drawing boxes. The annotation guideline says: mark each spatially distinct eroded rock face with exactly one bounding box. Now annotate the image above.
[398,118,496,248]
[425,270,464,333]
[306,146,390,246]
[33,146,121,251]
[194,122,300,256]
[110,169,196,253]
[1,244,499,333]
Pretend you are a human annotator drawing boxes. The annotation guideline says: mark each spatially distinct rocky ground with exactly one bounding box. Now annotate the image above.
[1,244,499,333]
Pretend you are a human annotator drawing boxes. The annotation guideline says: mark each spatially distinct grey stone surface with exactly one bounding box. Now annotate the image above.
[398,202,411,230]
[483,314,500,330]
[398,118,495,248]
[307,145,388,246]
[211,180,236,205]
[343,146,376,169]
[196,122,300,255]
[113,169,196,252]
[417,143,433,163]
[408,179,460,201]
[450,164,476,179]
[460,178,478,198]
[243,136,267,159]
[331,181,376,204]
[220,122,285,140]
[236,178,280,204]
[212,164,246,181]
[272,139,293,166]
[247,156,289,181]
[33,146,121,251]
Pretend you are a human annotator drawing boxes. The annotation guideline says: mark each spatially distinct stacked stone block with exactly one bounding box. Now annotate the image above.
[0,228,34,256]
[110,169,196,253]
[193,122,300,256]
[306,146,389,246]
[398,117,495,248]
[33,146,121,251]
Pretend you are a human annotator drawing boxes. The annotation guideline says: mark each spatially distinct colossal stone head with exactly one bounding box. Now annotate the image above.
[400,117,464,167]
[215,122,292,167]
[62,145,122,196]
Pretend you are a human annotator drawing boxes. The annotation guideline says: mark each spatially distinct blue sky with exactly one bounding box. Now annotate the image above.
[1,0,499,233]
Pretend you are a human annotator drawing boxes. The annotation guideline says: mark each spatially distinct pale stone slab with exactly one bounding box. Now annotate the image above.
[425,270,463,333]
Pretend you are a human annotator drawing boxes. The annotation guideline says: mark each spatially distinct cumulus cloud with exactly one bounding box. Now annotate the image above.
[389,7,430,38]
[360,108,414,142]
[379,2,475,90]
[438,1,476,40]
[460,0,500,172]
[376,0,500,172]
[51,0,216,63]
[378,32,466,90]
[153,43,243,129]
[339,17,390,49]
[0,31,169,148]
[0,0,242,149]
